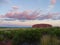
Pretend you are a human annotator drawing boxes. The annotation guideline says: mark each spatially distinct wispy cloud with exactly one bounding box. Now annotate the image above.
[46,0,56,13]
[51,0,56,5]
[0,20,60,27]
[4,8,40,20]
[0,11,60,20]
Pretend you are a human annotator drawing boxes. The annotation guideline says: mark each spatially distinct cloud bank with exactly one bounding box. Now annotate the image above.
[0,8,60,21]
[0,20,60,27]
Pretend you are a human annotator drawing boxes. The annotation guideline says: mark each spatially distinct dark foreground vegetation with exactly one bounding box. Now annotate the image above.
[0,27,60,45]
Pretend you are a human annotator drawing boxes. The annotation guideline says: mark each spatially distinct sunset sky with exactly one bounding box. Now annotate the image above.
[0,0,60,27]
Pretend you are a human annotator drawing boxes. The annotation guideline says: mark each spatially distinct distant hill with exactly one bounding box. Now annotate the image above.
[32,24,52,28]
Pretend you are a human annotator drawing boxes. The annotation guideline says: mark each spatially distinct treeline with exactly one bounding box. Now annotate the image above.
[0,27,60,45]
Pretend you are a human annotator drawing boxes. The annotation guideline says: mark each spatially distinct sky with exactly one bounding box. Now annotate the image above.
[0,0,60,27]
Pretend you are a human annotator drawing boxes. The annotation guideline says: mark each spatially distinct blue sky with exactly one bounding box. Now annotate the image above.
[0,0,60,27]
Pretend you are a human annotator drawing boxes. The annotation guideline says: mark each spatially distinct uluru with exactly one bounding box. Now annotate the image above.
[32,24,52,28]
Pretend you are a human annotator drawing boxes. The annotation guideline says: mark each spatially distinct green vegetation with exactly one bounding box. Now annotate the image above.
[0,27,60,45]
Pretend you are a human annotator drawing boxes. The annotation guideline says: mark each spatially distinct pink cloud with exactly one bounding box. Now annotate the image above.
[0,15,6,18]
[44,12,60,19]
[12,6,19,11]
[4,10,40,20]
[51,0,56,5]
[0,6,60,20]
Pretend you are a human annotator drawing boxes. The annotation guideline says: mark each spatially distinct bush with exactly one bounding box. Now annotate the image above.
[12,29,41,45]
[0,27,60,45]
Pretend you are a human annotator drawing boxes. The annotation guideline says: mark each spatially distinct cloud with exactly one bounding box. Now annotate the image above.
[4,10,40,20]
[51,0,56,5]
[0,15,5,18]
[37,12,60,20]
[12,6,19,10]
[0,11,60,21]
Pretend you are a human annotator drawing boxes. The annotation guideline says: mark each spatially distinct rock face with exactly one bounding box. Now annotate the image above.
[32,24,52,28]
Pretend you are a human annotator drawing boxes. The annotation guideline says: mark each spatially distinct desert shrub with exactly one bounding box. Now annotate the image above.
[0,27,60,45]
[12,29,41,45]
[0,31,5,41]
